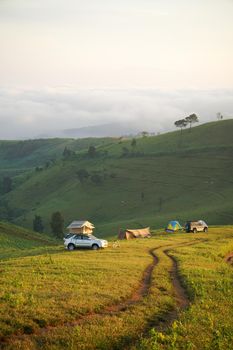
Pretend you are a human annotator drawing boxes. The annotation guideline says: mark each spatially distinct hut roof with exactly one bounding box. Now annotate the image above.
[67,220,95,229]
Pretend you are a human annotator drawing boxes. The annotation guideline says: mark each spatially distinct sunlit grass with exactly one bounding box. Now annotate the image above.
[0,226,233,349]
[135,227,233,350]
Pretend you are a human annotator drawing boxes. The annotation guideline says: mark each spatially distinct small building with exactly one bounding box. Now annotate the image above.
[67,220,95,235]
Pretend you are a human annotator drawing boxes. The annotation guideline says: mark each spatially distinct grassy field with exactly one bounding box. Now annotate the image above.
[0,223,233,349]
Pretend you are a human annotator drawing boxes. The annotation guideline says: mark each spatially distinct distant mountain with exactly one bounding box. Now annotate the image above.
[62,123,142,138]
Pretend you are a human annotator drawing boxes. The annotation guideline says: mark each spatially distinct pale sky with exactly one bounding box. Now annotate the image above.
[0,0,233,138]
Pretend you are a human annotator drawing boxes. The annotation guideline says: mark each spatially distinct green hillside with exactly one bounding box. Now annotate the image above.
[1,120,233,236]
[0,137,118,201]
[0,221,58,260]
[0,137,117,176]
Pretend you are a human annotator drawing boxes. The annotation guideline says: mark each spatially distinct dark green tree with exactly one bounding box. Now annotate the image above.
[50,211,64,238]
[174,119,188,134]
[33,215,44,233]
[87,145,97,158]
[185,113,199,131]
[63,147,75,159]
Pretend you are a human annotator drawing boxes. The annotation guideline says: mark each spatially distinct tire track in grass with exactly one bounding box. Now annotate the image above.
[118,240,207,350]
[0,240,205,348]
[0,246,161,346]
[144,241,201,333]
[102,248,159,314]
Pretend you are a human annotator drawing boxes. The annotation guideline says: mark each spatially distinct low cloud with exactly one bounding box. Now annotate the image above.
[0,87,232,139]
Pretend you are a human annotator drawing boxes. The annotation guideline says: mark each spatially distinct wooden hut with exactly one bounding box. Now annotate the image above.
[67,220,95,235]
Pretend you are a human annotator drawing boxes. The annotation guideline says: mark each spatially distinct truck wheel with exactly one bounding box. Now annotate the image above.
[92,244,99,250]
[193,228,197,233]
[203,227,208,232]
[68,243,75,251]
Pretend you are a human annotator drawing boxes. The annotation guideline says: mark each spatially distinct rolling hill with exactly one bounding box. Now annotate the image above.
[1,119,233,236]
[0,137,118,171]
[0,221,58,260]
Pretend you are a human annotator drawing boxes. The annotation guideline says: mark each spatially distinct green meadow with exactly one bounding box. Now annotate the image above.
[0,223,232,349]
[0,120,233,348]
[0,120,233,235]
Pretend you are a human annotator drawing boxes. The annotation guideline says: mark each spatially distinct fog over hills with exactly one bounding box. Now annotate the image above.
[62,123,142,138]
[0,88,232,139]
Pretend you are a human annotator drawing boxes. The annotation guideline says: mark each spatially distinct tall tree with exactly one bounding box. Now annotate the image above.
[50,211,64,238]
[33,215,44,233]
[87,145,97,158]
[185,113,199,131]
[174,119,188,134]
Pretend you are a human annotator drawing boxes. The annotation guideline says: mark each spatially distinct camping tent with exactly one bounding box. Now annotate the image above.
[165,221,182,233]
[118,227,151,240]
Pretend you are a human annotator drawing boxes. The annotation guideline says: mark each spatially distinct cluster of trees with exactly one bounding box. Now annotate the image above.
[33,211,64,238]
[174,113,199,133]
[63,147,76,159]
[35,160,55,172]
[76,168,113,185]
[63,145,109,160]
[87,145,97,158]
[33,215,44,233]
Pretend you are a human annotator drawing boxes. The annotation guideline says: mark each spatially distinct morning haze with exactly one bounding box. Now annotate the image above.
[0,0,232,138]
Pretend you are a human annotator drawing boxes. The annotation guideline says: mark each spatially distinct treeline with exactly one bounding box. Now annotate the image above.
[62,145,109,160]
[76,168,116,185]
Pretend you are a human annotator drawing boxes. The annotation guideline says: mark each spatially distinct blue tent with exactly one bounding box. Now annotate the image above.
[165,220,182,233]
